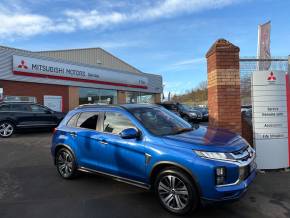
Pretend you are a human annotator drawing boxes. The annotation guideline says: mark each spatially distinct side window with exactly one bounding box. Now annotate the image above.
[11,104,31,112]
[30,105,48,113]
[0,104,10,111]
[67,113,79,127]
[77,112,99,130]
[103,112,136,134]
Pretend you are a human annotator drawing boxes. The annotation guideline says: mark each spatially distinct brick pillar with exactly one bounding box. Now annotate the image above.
[206,39,241,134]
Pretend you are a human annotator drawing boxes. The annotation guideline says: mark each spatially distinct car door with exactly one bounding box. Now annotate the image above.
[73,111,105,170]
[29,104,57,126]
[10,104,35,127]
[97,111,146,182]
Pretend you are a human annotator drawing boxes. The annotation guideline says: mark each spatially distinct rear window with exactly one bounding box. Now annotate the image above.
[0,104,10,111]
[66,113,79,127]
[76,112,99,130]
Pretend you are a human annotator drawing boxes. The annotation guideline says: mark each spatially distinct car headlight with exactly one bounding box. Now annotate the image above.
[194,150,235,161]
[190,112,197,117]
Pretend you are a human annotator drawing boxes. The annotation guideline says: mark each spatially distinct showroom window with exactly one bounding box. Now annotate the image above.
[79,88,117,105]
[125,92,154,104]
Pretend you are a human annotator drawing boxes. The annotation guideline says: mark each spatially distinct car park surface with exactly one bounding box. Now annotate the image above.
[1,132,290,218]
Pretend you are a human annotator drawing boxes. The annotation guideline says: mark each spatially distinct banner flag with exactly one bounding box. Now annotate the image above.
[257,21,271,70]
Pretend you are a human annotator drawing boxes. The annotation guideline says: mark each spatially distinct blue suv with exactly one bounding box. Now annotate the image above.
[51,104,256,215]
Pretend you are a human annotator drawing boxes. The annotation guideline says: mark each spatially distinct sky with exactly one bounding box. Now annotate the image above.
[0,0,289,96]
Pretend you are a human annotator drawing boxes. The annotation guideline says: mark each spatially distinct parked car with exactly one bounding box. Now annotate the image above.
[193,107,208,121]
[176,103,203,122]
[51,104,256,215]
[157,102,180,116]
[241,105,252,113]
[158,102,203,122]
[0,102,66,137]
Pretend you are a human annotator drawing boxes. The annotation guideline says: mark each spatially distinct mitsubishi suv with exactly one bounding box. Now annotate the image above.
[51,104,256,215]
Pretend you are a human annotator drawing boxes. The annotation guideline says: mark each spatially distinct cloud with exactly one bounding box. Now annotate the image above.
[0,3,75,40]
[173,57,206,66]
[0,0,241,39]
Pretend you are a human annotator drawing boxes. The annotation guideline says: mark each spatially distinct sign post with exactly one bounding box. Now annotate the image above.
[252,70,290,169]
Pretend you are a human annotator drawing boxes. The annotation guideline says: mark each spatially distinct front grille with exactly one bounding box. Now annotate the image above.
[231,146,254,163]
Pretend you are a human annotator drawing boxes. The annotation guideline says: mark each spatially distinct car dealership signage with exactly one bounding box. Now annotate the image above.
[252,70,290,169]
[12,55,148,89]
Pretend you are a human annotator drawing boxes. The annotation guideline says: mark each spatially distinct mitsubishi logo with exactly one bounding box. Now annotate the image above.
[267,72,276,81]
[17,60,28,69]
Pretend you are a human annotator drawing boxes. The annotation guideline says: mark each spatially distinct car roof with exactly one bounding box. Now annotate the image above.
[0,102,35,104]
[75,103,160,111]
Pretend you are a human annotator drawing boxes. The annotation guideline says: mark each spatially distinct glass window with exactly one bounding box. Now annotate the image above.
[67,113,79,127]
[77,112,99,130]
[30,104,48,113]
[103,112,136,134]
[79,88,117,105]
[11,104,31,112]
[125,92,155,104]
[129,106,192,136]
[0,104,10,111]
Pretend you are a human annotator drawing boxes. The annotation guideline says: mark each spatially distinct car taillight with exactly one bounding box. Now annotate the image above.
[52,128,57,134]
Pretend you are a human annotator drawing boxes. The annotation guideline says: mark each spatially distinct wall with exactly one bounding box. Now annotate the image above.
[0,80,70,112]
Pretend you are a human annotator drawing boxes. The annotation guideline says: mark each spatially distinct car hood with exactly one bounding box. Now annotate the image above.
[162,126,247,153]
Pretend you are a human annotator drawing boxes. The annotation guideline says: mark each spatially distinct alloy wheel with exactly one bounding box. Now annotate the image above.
[0,122,14,137]
[158,175,189,211]
[56,150,74,178]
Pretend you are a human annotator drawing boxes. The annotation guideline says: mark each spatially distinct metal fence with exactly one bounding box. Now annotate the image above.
[240,57,289,105]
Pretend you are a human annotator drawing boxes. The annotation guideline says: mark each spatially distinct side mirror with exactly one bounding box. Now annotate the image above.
[119,128,140,139]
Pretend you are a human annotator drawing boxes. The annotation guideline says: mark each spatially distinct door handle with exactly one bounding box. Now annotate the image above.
[96,137,108,145]
[70,132,77,138]
[99,139,108,145]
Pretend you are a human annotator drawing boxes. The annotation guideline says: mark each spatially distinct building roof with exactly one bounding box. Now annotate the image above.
[35,47,144,75]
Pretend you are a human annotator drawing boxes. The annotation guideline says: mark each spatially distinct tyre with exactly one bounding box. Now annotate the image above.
[0,121,15,138]
[154,167,199,215]
[55,148,77,179]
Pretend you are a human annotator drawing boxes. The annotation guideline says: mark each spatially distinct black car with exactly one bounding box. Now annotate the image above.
[158,102,203,122]
[157,102,180,116]
[0,102,66,137]
[193,107,208,121]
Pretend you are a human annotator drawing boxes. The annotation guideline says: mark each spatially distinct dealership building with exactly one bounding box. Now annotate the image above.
[0,46,162,112]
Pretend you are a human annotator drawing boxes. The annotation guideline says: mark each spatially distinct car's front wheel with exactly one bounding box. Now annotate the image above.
[55,148,77,179]
[0,121,15,138]
[155,167,199,215]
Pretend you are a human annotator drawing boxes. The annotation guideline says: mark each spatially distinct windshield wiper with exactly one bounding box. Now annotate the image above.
[174,127,193,134]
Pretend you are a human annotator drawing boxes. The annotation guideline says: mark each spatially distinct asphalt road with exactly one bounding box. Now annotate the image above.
[0,131,290,218]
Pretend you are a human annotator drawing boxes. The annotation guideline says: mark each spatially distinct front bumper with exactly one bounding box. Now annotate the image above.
[194,148,256,203]
[201,169,256,203]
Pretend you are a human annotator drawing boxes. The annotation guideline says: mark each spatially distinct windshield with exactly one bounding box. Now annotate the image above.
[129,106,192,136]
[180,104,194,111]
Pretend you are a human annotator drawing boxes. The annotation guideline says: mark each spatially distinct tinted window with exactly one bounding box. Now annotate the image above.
[30,105,48,113]
[67,113,79,127]
[77,112,99,130]
[164,104,177,111]
[103,112,136,134]
[11,104,31,112]
[0,104,10,111]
